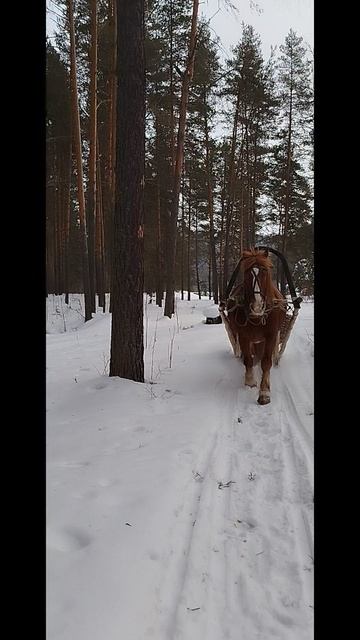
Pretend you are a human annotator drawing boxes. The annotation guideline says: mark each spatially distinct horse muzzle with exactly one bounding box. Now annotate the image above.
[249,302,265,317]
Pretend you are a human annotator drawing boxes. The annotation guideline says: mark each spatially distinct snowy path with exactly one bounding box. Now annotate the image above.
[47,296,314,640]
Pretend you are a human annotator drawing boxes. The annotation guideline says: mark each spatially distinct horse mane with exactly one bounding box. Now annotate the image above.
[241,248,283,302]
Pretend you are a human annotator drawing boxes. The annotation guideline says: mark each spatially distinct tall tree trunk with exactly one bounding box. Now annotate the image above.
[58,144,69,295]
[164,0,200,318]
[154,95,163,307]
[218,152,226,300]
[106,0,117,307]
[109,0,145,382]
[180,168,185,300]
[95,133,106,311]
[64,137,72,304]
[240,172,244,253]
[68,0,92,321]
[276,210,282,288]
[46,138,56,294]
[110,0,117,305]
[57,151,64,293]
[245,116,251,249]
[251,128,258,247]
[234,127,245,255]
[54,158,60,294]
[187,173,192,301]
[86,0,98,313]
[208,243,211,299]
[195,205,201,299]
[155,180,163,307]
[282,57,294,294]
[204,88,218,304]
[222,80,241,297]
[169,0,175,174]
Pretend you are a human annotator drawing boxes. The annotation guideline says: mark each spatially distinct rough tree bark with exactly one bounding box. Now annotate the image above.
[86,0,98,313]
[218,152,226,300]
[204,88,218,303]
[180,168,185,301]
[109,0,145,382]
[154,93,163,308]
[104,0,117,305]
[95,133,106,311]
[187,171,192,301]
[195,205,201,299]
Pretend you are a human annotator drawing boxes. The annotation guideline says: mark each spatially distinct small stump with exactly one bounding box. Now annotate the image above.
[203,306,222,325]
[205,315,222,324]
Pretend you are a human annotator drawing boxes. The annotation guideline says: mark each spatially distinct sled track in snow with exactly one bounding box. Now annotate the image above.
[277,384,314,615]
[149,356,313,640]
[151,379,241,640]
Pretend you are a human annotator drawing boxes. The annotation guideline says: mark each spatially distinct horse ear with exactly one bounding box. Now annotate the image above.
[262,247,269,257]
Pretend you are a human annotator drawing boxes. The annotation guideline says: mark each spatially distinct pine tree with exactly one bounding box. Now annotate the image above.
[164,0,200,318]
[186,23,221,302]
[220,25,276,292]
[145,0,193,307]
[275,29,313,290]
[261,29,314,292]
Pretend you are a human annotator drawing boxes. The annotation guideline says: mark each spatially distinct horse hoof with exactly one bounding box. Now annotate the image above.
[257,395,270,405]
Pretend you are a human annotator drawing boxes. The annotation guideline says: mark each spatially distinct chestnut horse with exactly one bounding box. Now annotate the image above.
[221,248,286,405]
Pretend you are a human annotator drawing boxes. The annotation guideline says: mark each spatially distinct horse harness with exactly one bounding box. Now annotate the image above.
[220,266,287,327]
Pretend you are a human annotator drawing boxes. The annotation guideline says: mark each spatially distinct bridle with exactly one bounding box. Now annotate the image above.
[248,266,266,309]
[241,265,267,323]
[219,247,299,330]
[221,262,283,327]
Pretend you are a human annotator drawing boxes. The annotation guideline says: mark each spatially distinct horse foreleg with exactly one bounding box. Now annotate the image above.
[241,341,257,388]
[258,339,276,405]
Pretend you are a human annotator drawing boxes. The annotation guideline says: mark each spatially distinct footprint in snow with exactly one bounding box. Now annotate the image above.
[97,478,113,487]
[47,527,92,552]
[93,381,108,390]
[56,460,90,469]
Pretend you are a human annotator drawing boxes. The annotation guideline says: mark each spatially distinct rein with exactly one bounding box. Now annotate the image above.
[227,297,287,327]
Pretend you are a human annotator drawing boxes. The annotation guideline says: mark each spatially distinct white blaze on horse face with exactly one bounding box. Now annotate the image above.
[251,267,265,315]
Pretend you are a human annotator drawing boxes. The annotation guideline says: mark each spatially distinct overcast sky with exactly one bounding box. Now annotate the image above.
[200,0,313,60]
[47,1,314,61]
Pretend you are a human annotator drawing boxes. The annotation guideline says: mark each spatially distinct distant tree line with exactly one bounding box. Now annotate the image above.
[46,0,314,321]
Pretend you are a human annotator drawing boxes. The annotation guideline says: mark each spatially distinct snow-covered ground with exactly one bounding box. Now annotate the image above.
[46,293,314,640]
